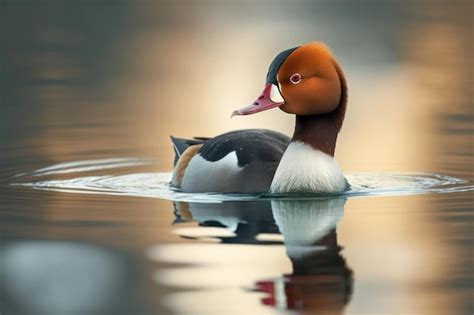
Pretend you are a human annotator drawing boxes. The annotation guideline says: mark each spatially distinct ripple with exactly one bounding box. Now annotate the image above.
[11,158,474,202]
[13,157,154,178]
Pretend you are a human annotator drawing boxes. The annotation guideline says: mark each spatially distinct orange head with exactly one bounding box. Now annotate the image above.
[233,42,347,130]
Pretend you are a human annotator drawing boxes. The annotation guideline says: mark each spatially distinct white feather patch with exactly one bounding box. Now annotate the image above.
[270,83,284,103]
[181,152,243,192]
[270,141,346,193]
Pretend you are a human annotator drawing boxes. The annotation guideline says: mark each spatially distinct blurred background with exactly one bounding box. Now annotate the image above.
[1,0,472,175]
[1,1,472,314]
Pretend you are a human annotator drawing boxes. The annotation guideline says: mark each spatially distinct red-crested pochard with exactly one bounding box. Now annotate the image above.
[171,42,348,193]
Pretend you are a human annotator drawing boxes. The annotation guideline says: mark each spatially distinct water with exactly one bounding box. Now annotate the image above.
[1,1,473,315]
[10,159,473,201]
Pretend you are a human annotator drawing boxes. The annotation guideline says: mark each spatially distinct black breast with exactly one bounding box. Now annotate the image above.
[198,129,290,167]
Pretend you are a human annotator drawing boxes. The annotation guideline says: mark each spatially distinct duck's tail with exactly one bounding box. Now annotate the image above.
[170,136,210,166]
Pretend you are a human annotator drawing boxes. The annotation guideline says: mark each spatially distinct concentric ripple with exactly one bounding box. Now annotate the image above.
[11,158,473,202]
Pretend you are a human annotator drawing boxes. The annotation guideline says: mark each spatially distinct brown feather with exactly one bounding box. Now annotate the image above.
[171,144,203,187]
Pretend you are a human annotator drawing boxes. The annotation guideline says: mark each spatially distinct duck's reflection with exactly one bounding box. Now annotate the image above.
[173,200,280,244]
[172,197,353,313]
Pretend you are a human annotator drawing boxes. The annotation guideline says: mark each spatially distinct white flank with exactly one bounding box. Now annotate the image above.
[181,152,242,192]
[270,141,347,193]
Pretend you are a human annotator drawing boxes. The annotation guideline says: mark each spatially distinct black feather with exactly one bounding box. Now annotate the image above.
[170,136,207,166]
[266,46,299,85]
[198,129,290,167]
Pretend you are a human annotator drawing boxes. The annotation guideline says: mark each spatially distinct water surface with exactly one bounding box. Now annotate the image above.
[1,1,472,315]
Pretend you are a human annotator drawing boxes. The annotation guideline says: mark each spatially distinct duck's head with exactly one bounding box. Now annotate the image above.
[233,42,347,128]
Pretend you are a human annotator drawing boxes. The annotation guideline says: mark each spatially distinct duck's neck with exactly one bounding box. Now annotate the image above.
[292,114,339,156]
[270,114,346,193]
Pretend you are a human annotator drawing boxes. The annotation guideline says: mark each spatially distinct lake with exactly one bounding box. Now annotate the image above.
[1,1,472,314]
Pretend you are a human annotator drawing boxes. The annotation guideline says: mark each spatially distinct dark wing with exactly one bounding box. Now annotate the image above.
[198,129,290,167]
[170,136,208,166]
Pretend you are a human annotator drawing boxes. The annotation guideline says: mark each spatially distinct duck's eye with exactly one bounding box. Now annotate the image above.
[289,73,302,84]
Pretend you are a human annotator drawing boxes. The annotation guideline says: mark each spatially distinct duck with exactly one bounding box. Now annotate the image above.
[171,42,348,194]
